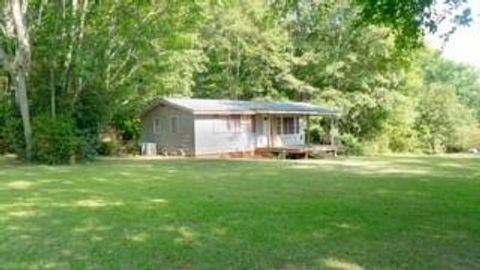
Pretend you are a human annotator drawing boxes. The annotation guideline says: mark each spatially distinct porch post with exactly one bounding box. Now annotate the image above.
[269,115,273,148]
[330,117,335,147]
[306,115,311,146]
[330,116,337,157]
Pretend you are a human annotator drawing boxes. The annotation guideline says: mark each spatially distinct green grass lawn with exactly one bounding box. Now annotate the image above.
[0,155,479,269]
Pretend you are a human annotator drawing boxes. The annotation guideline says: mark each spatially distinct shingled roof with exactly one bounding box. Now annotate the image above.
[143,98,339,117]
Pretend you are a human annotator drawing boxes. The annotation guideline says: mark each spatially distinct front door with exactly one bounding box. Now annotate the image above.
[255,115,270,148]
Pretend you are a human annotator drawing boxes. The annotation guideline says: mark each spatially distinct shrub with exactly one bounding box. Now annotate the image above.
[450,125,480,152]
[362,137,391,156]
[75,132,98,161]
[97,128,121,156]
[0,96,17,154]
[3,116,25,157]
[338,133,364,156]
[32,114,78,164]
[0,119,8,155]
[415,83,480,153]
[97,141,116,156]
[123,141,140,155]
[111,113,141,142]
[96,126,142,156]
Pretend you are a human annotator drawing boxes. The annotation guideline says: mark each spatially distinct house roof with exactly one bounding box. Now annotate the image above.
[143,98,340,117]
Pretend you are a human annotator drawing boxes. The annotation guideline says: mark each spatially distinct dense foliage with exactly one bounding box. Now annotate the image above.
[31,114,77,164]
[0,0,478,163]
[0,92,10,154]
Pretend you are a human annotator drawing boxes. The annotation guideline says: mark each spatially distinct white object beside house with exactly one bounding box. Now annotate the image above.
[140,98,339,156]
[141,143,157,156]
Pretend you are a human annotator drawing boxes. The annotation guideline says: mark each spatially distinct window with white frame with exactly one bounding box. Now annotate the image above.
[276,117,299,134]
[214,115,245,133]
[170,116,178,133]
[153,118,161,134]
[282,117,299,134]
[227,115,241,133]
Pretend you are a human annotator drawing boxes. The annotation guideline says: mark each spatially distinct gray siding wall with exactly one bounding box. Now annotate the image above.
[141,105,195,155]
[194,115,256,155]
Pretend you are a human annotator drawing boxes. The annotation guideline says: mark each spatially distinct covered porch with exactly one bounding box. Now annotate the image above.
[254,111,339,158]
[256,144,338,159]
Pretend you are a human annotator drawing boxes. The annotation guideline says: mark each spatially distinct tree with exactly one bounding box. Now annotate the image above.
[1,0,478,161]
[273,0,472,48]
[194,1,310,100]
[2,1,208,162]
[2,0,33,160]
[288,4,407,141]
[356,0,472,47]
[419,50,480,118]
[415,83,478,153]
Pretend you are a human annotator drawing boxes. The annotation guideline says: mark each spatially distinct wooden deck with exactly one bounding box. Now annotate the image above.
[256,145,337,159]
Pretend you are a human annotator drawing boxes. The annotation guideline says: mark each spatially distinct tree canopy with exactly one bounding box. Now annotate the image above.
[0,0,478,163]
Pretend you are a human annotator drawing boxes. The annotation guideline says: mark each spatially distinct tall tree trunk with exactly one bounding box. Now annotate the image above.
[70,0,89,109]
[62,0,78,94]
[13,73,32,159]
[65,0,89,109]
[9,0,33,160]
[50,66,56,118]
[49,5,59,119]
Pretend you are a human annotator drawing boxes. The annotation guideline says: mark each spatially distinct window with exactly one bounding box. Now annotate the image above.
[276,117,299,135]
[282,117,295,134]
[170,116,178,133]
[214,115,244,133]
[227,115,241,133]
[153,118,161,134]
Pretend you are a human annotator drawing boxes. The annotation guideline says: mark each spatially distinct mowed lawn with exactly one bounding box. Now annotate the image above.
[0,156,479,269]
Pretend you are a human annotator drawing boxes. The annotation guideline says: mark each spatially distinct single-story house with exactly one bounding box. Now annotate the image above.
[140,98,339,156]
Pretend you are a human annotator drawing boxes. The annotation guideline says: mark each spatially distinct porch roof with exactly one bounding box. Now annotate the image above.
[155,98,339,116]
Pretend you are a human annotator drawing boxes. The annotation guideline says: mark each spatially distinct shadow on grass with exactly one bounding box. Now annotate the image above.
[0,155,479,268]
